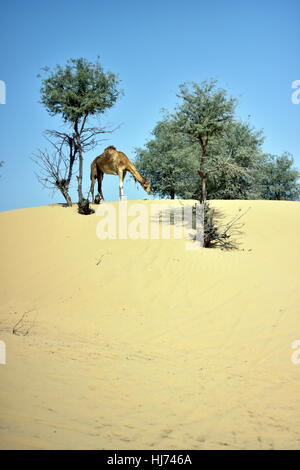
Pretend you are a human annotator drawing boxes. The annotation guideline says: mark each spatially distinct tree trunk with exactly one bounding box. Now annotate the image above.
[75,134,83,204]
[201,177,207,204]
[66,135,76,187]
[198,146,207,204]
[170,189,175,199]
[77,150,83,204]
[74,121,84,204]
[61,186,73,207]
[197,172,207,204]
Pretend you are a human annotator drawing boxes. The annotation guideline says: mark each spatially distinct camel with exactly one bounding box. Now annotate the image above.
[90,146,151,202]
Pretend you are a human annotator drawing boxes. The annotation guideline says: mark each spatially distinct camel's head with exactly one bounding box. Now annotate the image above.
[143,180,151,194]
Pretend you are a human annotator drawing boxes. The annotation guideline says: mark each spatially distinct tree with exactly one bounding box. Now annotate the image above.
[39,58,122,203]
[136,116,262,201]
[32,130,77,206]
[135,119,198,199]
[171,80,237,203]
[257,153,300,200]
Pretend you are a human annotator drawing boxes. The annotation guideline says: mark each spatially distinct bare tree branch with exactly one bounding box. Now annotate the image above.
[32,131,77,206]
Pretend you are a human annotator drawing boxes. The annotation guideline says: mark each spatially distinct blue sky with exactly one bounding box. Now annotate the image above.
[0,0,299,211]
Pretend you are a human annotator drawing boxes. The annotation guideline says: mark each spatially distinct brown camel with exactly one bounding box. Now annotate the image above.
[90,146,151,202]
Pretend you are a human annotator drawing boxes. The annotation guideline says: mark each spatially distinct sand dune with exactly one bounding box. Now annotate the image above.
[0,199,299,449]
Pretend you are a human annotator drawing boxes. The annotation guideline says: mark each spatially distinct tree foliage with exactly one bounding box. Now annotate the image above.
[257,153,300,200]
[135,117,264,201]
[205,121,264,200]
[135,120,198,199]
[40,58,120,123]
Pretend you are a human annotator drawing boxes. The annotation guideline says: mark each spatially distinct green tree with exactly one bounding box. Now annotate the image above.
[205,121,264,200]
[135,120,198,199]
[171,80,236,202]
[39,58,122,203]
[257,153,300,200]
[136,116,263,201]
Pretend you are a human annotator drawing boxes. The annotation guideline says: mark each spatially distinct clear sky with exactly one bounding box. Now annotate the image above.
[0,0,299,211]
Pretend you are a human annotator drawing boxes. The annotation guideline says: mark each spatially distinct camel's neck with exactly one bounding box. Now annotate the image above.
[127,162,146,186]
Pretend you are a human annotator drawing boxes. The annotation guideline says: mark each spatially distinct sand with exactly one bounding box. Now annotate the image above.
[0,199,299,450]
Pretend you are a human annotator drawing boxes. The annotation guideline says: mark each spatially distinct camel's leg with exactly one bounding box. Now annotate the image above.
[90,175,96,203]
[118,170,126,200]
[97,171,104,201]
